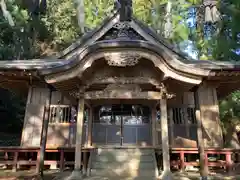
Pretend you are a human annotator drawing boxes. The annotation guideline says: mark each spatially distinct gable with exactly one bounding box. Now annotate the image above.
[52,10,200,72]
[99,22,145,41]
[53,13,165,60]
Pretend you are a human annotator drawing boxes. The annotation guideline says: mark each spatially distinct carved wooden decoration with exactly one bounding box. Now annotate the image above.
[69,83,176,100]
[104,84,141,92]
[104,52,141,67]
[82,66,163,88]
[90,76,160,86]
[158,83,175,99]
[113,22,131,29]
[84,90,162,100]
[102,22,144,40]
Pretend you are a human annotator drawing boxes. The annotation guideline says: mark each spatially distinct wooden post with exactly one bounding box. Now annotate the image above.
[38,90,52,177]
[226,152,233,173]
[83,152,88,174]
[36,150,40,173]
[180,151,184,171]
[152,105,156,146]
[71,95,85,178]
[160,98,172,179]
[60,149,64,171]
[194,89,208,179]
[12,152,18,172]
[87,107,93,147]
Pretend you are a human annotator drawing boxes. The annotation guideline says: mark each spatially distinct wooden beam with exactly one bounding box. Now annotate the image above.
[84,76,162,89]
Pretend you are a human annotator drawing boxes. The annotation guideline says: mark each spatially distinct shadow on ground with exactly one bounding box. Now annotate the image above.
[0,170,240,180]
[0,170,59,180]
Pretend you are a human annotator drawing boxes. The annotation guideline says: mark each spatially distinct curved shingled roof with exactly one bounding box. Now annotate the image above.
[0,12,239,75]
[0,5,239,97]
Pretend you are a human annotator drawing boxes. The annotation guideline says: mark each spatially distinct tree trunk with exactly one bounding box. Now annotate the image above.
[76,0,85,33]
[0,0,15,26]
[164,0,172,39]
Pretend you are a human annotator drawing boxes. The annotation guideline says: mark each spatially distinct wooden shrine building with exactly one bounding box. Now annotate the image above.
[0,1,240,179]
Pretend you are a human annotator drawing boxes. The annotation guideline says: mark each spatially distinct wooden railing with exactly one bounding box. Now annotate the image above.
[0,147,239,173]
[49,105,72,124]
[156,148,240,172]
[0,147,93,172]
[157,107,197,146]
[170,107,196,124]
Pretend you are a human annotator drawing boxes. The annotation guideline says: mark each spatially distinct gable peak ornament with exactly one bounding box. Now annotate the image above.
[115,0,132,21]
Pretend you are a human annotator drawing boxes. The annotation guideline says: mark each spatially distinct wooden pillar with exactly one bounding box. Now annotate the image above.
[169,108,174,147]
[21,86,33,146]
[38,90,52,176]
[194,89,208,179]
[160,98,172,179]
[152,105,157,146]
[184,107,190,138]
[73,96,85,175]
[87,107,93,147]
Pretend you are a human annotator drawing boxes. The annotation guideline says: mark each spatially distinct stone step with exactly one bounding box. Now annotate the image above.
[92,161,155,170]
[90,169,157,177]
[88,174,157,180]
[96,148,153,156]
[93,154,154,162]
[90,148,157,179]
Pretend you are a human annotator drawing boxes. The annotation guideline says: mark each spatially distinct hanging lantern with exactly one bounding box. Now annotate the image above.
[204,6,212,23]
[211,6,221,23]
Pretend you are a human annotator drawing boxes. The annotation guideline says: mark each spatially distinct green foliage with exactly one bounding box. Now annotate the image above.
[133,0,194,44]
[219,91,240,135]
[41,0,80,50]
[85,0,114,29]
[212,0,240,61]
